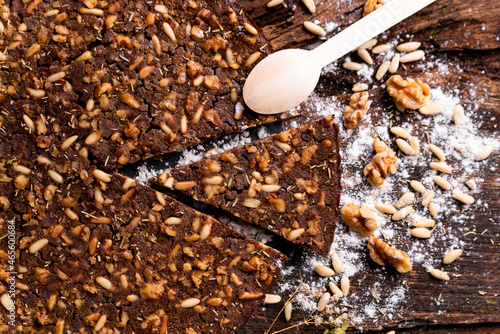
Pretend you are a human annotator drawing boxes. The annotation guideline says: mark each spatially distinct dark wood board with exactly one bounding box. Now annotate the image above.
[229,0,500,332]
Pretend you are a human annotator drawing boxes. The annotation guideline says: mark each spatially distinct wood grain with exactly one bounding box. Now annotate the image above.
[231,0,500,332]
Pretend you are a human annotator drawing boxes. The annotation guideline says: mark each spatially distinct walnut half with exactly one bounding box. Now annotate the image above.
[367,236,412,273]
[363,138,397,187]
[343,91,372,129]
[340,203,377,237]
[386,75,431,110]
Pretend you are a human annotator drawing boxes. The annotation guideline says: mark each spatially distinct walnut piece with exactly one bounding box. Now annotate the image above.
[343,91,372,129]
[367,236,412,273]
[363,138,397,187]
[386,75,431,110]
[340,203,377,236]
[363,0,378,16]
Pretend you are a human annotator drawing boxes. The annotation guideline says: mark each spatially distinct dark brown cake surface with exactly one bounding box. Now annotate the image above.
[0,0,293,169]
[151,116,342,257]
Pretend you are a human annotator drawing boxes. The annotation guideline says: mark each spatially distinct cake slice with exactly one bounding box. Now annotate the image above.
[0,151,285,333]
[0,0,294,169]
[151,117,342,257]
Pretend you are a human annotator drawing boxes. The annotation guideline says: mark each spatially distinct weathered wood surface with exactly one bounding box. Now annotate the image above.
[230,0,500,332]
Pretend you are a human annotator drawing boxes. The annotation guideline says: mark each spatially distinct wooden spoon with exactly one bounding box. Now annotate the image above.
[243,0,435,114]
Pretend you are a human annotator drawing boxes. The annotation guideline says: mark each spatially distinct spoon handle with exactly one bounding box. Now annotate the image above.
[312,0,435,68]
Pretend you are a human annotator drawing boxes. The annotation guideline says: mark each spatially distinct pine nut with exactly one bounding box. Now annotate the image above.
[358,39,377,50]
[199,223,212,240]
[375,203,397,214]
[61,135,78,150]
[47,71,66,82]
[396,42,421,52]
[475,145,493,161]
[287,228,305,241]
[421,191,434,206]
[392,206,414,221]
[329,282,343,297]
[267,0,284,7]
[23,114,35,133]
[388,53,400,73]
[126,294,139,302]
[154,4,168,13]
[409,136,420,155]
[429,162,452,174]
[453,191,474,205]
[314,265,335,277]
[65,208,79,221]
[317,292,330,312]
[429,144,446,161]
[75,51,92,62]
[80,8,104,16]
[204,176,224,185]
[27,88,45,98]
[29,238,49,253]
[343,62,362,71]
[357,48,373,65]
[410,180,426,194]
[411,227,431,238]
[429,202,438,217]
[465,179,477,190]
[443,249,463,264]
[13,164,31,175]
[163,22,176,41]
[352,83,368,92]
[453,104,464,125]
[85,131,101,145]
[399,50,425,63]
[0,294,12,310]
[284,302,292,321]
[93,169,111,183]
[48,170,64,184]
[303,21,324,36]
[375,60,390,80]
[301,0,316,13]
[396,139,415,155]
[372,44,391,54]
[394,192,415,208]
[430,269,450,281]
[245,52,261,67]
[165,217,182,225]
[262,184,281,193]
[419,103,443,115]
[433,176,451,190]
[94,315,107,332]
[181,298,201,308]
[38,156,53,165]
[412,219,435,228]
[264,294,281,304]
[96,276,114,291]
[390,126,411,139]
[340,276,350,297]
[331,253,344,273]
[174,181,197,190]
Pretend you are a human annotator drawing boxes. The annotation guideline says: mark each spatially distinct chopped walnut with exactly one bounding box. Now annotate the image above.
[363,138,397,187]
[367,236,412,273]
[340,203,377,236]
[343,91,372,129]
[386,75,431,110]
[363,0,378,16]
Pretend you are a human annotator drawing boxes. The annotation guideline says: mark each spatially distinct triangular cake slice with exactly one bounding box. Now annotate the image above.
[151,117,341,257]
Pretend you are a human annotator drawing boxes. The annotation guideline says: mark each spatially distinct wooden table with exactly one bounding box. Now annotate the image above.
[231,0,500,332]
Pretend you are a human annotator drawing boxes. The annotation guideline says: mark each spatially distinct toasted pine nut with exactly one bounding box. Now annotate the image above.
[174,181,197,190]
[475,145,493,161]
[465,179,476,190]
[85,131,101,145]
[412,219,435,228]
[163,22,176,41]
[181,298,201,308]
[47,71,66,82]
[245,52,261,67]
[399,50,425,63]
[375,60,390,80]
[428,202,438,217]
[287,228,305,241]
[392,206,414,221]
[452,191,474,204]
[352,83,368,92]
[396,41,421,52]
[430,269,450,281]
[410,180,426,194]
[453,104,464,125]
[375,203,397,214]
[29,238,49,253]
[75,51,92,62]
[372,44,391,54]
[343,62,362,71]
[303,21,324,36]
[61,135,79,150]
[396,139,415,155]
[443,249,463,264]
[301,0,316,13]
[433,176,451,190]
[390,126,411,139]
[262,184,280,193]
[267,0,284,7]
[358,48,373,65]
[429,144,446,161]
[48,170,64,184]
[419,103,443,115]
[93,169,111,183]
[388,53,400,73]
[96,276,114,291]
[340,276,350,297]
[314,265,335,277]
[429,162,452,174]
[411,227,431,238]
[421,191,435,206]
[264,294,281,304]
